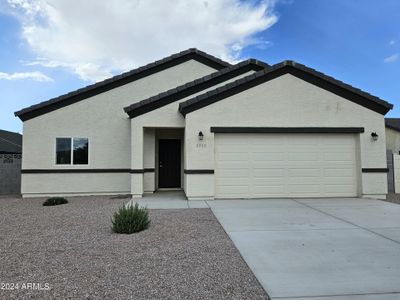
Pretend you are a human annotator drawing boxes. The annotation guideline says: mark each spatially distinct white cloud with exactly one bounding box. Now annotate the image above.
[384,53,399,63]
[5,0,278,82]
[389,39,395,46]
[0,71,53,82]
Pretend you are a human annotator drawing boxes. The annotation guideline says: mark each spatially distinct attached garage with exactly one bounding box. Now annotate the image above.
[215,132,360,199]
[180,64,391,200]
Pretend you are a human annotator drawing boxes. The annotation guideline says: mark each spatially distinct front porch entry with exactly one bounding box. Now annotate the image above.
[132,127,185,198]
[141,127,185,195]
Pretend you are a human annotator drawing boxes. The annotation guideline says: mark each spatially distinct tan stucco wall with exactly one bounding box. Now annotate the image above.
[21,62,388,199]
[386,127,400,154]
[130,70,256,196]
[185,74,387,199]
[21,59,216,196]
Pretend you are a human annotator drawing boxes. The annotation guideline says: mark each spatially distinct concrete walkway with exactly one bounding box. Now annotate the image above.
[209,198,400,300]
[127,190,209,209]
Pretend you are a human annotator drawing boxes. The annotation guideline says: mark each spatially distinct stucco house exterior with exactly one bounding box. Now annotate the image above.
[15,48,393,199]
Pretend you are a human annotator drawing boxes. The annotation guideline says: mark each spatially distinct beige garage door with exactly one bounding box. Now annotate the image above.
[215,134,358,198]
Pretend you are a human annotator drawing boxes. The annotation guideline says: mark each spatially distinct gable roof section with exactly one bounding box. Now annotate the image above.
[14,48,230,121]
[385,118,400,132]
[124,59,269,118]
[179,60,393,116]
[0,129,22,154]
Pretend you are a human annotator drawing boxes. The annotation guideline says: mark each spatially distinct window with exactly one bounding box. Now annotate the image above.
[56,138,71,164]
[73,138,89,164]
[56,138,89,165]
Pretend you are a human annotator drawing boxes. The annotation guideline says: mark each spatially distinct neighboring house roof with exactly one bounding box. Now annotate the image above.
[179,60,393,116]
[0,129,22,154]
[385,118,400,132]
[14,48,231,121]
[124,59,269,118]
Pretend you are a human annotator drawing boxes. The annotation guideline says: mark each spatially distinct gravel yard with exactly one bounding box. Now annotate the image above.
[0,196,268,300]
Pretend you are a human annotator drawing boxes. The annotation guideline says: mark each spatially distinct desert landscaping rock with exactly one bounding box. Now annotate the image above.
[0,196,268,299]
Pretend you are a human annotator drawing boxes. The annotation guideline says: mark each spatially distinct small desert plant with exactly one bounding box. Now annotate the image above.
[43,197,68,206]
[111,203,150,234]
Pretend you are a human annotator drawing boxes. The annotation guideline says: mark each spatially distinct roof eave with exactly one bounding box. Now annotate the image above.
[179,63,393,116]
[14,48,231,121]
[124,59,270,118]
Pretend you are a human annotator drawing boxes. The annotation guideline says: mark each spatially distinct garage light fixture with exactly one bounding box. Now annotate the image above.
[371,132,379,141]
[198,131,204,141]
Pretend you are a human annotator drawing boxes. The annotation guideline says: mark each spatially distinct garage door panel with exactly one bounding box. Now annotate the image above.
[324,168,354,177]
[324,184,356,193]
[321,177,354,185]
[323,152,355,161]
[217,177,250,185]
[287,136,318,144]
[288,176,322,185]
[216,186,250,197]
[253,185,286,196]
[288,184,321,194]
[216,152,248,161]
[215,133,358,199]
[216,161,250,168]
[288,168,320,177]
[217,169,250,178]
[252,152,286,161]
[321,137,354,145]
[287,152,321,161]
[252,138,286,146]
[254,178,287,186]
[253,168,285,177]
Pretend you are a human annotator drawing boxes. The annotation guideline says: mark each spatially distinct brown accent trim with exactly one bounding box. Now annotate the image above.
[21,168,156,174]
[15,49,230,121]
[22,169,131,174]
[0,151,22,154]
[210,127,365,134]
[179,62,393,116]
[184,169,214,174]
[361,168,389,173]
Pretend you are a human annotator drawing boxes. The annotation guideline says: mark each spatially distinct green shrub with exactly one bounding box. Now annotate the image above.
[111,203,150,234]
[43,197,68,206]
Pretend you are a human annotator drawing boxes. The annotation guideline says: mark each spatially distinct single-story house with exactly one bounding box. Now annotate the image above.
[15,48,393,199]
[0,129,22,194]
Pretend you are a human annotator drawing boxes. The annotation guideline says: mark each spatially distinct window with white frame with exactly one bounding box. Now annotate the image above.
[56,138,89,165]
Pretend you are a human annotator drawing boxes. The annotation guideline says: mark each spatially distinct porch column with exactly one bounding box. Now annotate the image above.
[131,122,144,197]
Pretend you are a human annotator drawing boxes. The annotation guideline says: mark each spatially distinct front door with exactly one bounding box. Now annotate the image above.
[158,139,181,188]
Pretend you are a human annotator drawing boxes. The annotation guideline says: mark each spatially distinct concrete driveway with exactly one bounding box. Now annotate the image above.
[209,198,400,300]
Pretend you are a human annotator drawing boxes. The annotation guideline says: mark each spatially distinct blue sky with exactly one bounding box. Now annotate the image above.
[0,0,399,133]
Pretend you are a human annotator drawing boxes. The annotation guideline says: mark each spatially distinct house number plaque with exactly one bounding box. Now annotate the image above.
[196,143,206,148]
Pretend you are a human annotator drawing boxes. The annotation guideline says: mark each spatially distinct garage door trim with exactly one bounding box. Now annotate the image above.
[214,133,359,198]
[210,127,364,134]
